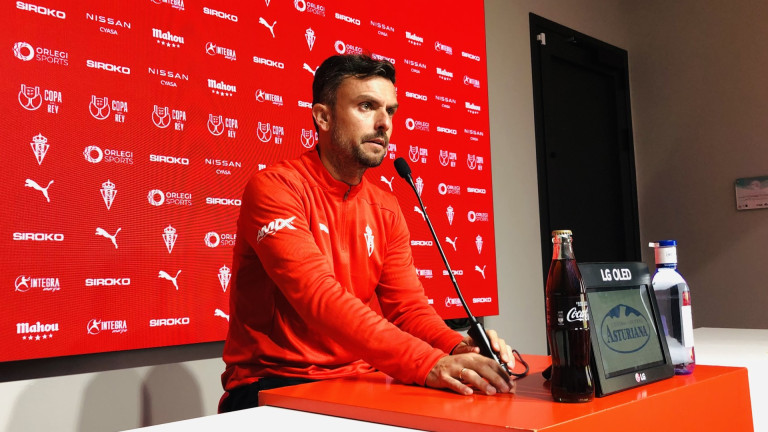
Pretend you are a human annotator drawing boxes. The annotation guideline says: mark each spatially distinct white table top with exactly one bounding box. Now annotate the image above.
[693,327,767,432]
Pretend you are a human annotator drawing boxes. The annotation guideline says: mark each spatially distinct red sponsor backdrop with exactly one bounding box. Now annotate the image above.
[0,0,496,362]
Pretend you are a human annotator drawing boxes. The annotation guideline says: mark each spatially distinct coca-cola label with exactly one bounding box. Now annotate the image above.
[551,296,589,327]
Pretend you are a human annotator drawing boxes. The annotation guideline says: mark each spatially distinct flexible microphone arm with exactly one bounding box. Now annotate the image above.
[394,158,510,375]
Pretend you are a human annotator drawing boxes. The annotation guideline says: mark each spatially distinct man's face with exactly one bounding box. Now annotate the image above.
[327,76,398,170]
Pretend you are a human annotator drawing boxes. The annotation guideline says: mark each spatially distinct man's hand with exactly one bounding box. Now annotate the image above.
[425,353,515,395]
[452,329,515,371]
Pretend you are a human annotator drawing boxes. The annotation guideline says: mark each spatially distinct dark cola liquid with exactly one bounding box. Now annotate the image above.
[546,258,594,402]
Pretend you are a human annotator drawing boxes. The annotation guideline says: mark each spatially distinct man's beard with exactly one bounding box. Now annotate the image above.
[332,128,389,168]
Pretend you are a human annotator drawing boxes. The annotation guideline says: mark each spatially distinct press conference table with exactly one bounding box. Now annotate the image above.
[260,353,753,431]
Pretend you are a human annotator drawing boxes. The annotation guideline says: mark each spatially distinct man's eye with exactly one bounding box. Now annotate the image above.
[361,102,372,110]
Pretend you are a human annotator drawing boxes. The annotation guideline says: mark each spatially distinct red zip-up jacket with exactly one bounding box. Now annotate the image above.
[221,150,462,391]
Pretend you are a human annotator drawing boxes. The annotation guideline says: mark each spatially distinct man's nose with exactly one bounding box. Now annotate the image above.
[374,108,392,132]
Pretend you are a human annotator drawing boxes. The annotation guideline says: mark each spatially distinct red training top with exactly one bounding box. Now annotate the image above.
[221,150,462,391]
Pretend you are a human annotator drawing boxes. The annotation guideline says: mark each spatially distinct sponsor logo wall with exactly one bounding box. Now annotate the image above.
[0,0,496,362]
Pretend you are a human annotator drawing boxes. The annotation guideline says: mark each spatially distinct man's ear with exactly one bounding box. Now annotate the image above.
[312,104,331,132]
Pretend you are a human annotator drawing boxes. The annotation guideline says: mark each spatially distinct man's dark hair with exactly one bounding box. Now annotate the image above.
[312,54,396,132]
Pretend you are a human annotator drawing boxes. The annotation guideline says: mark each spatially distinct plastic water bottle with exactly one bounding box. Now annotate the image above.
[649,240,695,375]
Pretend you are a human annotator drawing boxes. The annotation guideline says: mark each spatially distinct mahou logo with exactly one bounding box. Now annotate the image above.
[17,321,59,340]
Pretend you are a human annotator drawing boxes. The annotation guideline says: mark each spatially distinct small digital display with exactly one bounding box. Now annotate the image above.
[586,285,665,377]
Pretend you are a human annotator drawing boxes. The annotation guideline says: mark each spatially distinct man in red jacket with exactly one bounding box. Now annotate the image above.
[220,54,515,412]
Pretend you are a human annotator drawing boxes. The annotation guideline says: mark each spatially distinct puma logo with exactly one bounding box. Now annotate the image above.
[259,17,277,38]
[474,265,486,279]
[380,176,394,191]
[25,179,53,202]
[445,237,457,251]
[95,227,121,249]
[158,269,181,290]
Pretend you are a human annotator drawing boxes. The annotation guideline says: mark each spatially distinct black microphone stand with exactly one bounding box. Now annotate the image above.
[396,158,510,375]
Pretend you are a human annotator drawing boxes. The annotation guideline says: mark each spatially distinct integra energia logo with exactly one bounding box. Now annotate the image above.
[600,304,652,353]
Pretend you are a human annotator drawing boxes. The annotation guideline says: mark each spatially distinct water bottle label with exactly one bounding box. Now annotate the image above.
[681,305,694,348]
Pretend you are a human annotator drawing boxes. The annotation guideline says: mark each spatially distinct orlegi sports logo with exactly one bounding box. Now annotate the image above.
[83,145,133,165]
[86,59,130,75]
[147,189,192,206]
[16,2,65,19]
[150,317,190,327]
[205,231,236,247]
[13,42,69,66]
[294,0,326,16]
[601,304,652,353]
[204,6,237,21]
[334,40,363,55]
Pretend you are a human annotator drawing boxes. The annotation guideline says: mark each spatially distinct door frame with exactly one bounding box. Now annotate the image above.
[529,13,641,287]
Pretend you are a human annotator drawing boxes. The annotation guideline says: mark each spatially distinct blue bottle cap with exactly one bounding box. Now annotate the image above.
[649,239,677,248]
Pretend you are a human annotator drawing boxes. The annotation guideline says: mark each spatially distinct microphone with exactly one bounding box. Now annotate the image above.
[394,157,510,375]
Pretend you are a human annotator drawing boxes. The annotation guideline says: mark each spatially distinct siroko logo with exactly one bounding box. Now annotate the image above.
[410,240,433,247]
[206,197,241,206]
[16,2,65,19]
[150,317,190,327]
[257,216,297,243]
[85,278,131,286]
[150,154,189,165]
[372,53,395,65]
[13,232,64,242]
[203,7,237,22]
[466,187,487,194]
[86,59,130,75]
[405,91,427,101]
[253,55,284,69]
[334,12,360,25]
[462,51,481,61]
[473,297,493,303]
[436,126,457,135]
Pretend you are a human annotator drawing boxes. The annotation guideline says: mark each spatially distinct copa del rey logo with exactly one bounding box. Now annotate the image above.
[208,114,238,138]
[18,84,62,113]
[89,95,127,123]
[152,105,186,130]
[300,129,317,148]
[219,265,231,292]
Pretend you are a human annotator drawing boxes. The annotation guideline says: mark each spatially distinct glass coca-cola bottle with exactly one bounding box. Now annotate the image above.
[545,230,594,402]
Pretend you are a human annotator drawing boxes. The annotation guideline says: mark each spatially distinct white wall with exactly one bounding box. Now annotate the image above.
[3,1,766,430]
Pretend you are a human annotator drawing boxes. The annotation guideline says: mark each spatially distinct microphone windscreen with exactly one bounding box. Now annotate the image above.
[394,157,411,179]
